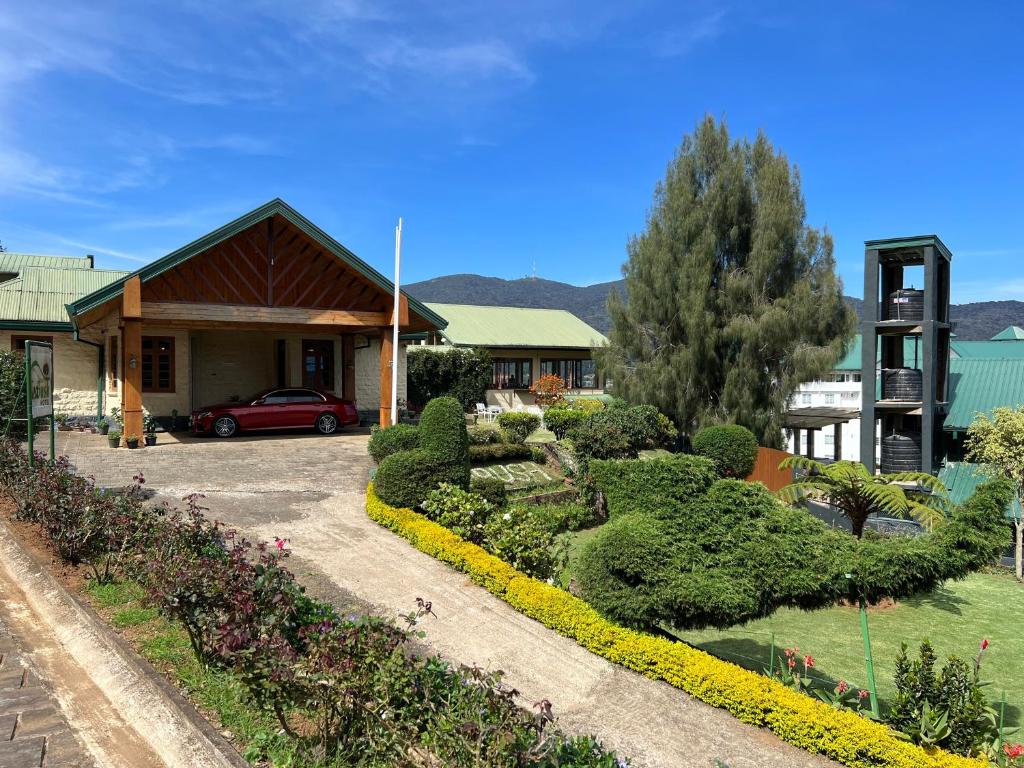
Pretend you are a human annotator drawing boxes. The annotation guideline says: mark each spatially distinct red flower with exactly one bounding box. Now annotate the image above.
[804,655,815,669]
[858,689,869,699]
[784,647,795,658]
[836,680,848,694]
[1004,743,1024,759]
[980,638,990,651]
[274,537,285,551]
[787,658,796,669]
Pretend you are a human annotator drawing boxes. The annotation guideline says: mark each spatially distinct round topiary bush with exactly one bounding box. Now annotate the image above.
[542,408,590,440]
[690,424,759,478]
[419,396,470,467]
[495,411,540,444]
[368,424,420,463]
[373,449,468,509]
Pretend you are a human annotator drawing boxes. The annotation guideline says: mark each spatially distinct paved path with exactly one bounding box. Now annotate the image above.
[0,618,92,768]
[65,430,839,768]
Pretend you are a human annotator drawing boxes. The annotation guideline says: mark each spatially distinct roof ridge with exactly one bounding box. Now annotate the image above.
[426,302,575,313]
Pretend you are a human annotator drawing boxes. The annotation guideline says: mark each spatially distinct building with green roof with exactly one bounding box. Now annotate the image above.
[416,302,608,410]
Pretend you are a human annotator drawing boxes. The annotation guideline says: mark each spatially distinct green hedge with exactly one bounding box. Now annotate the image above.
[496,412,540,444]
[407,347,491,411]
[691,424,759,478]
[589,454,718,518]
[420,396,470,469]
[470,477,508,508]
[368,424,420,463]
[374,449,468,509]
[543,409,590,440]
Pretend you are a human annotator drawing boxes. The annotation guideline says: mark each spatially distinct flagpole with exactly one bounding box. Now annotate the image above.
[391,218,402,426]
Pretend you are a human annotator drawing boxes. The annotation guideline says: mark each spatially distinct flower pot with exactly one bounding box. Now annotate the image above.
[144,434,157,447]
[98,424,110,435]
[126,439,140,449]
[107,437,121,449]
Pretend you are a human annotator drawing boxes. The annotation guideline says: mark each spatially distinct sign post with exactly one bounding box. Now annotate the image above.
[24,341,54,468]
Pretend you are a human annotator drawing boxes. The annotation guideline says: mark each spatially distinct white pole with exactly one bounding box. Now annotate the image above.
[391,218,402,426]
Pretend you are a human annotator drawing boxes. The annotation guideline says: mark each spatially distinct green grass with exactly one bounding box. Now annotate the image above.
[526,427,556,444]
[111,605,159,628]
[673,569,1024,724]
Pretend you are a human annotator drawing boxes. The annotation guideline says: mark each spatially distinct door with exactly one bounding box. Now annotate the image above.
[302,340,334,392]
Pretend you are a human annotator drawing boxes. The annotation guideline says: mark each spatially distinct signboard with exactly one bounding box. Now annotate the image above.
[26,342,53,417]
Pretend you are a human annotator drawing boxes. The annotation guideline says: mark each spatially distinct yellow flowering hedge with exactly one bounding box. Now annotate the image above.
[366,484,985,768]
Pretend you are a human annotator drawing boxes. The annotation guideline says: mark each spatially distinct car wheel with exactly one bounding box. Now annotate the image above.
[316,413,339,435]
[213,416,238,437]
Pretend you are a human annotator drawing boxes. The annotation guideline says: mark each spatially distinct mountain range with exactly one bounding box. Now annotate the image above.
[405,274,1024,341]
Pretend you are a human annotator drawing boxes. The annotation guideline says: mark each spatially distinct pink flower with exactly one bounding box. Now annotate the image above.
[274,537,285,551]
[858,689,869,699]
[787,658,796,669]
[804,655,815,669]
[784,647,795,658]
[1004,743,1024,759]
[836,680,848,694]
[980,638,990,651]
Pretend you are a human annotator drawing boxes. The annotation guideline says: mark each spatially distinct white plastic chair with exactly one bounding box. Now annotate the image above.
[475,403,489,422]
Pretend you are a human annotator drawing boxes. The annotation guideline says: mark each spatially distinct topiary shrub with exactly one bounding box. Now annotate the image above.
[691,424,759,478]
[542,408,590,440]
[368,424,420,463]
[496,412,540,444]
[373,449,468,509]
[590,454,718,518]
[419,396,470,468]
[470,476,508,508]
[469,443,534,463]
[467,424,500,445]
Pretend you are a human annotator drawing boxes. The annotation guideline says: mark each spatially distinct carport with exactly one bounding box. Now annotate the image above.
[63,200,447,436]
[783,406,859,461]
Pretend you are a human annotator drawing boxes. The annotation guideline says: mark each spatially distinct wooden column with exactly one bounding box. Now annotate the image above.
[379,328,393,426]
[122,276,144,441]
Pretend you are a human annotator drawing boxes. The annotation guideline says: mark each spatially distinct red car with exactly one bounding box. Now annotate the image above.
[191,388,359,437]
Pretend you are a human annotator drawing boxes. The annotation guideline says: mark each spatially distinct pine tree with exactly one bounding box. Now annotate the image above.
[597,116,854,446]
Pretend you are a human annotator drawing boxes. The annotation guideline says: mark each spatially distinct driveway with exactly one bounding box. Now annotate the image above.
[61,430,837,768]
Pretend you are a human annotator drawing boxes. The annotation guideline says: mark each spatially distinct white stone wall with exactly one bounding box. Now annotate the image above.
[355,336,407,413]
[0,331,101,417]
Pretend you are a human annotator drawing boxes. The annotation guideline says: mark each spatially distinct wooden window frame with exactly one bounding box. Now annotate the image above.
[301,339,335,391]
[141,336,176,393]
[10,334,53,353]
[539,358,599,390]
[491,358,532,390]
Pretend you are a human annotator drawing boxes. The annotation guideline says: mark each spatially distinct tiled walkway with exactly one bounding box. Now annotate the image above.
[0,619,92,768]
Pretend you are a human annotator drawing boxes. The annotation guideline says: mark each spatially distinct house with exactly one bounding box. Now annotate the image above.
[0,200,447,437]
[416,303,608,410]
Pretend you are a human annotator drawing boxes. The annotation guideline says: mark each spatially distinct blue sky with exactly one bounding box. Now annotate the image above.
[1,1,1021,302]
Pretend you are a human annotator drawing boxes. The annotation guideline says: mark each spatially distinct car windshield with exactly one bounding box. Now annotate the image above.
[246,389,275,403]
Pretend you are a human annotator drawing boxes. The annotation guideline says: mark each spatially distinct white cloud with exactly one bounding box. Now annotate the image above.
[654,9,727,57]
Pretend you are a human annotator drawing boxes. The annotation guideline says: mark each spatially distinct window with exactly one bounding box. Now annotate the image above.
[824,434,834,446]
[492,359,532,389]
[800,393,812,405]
[852,373,862,383]
[109,336,118,391]
[302,340,334,390]
[263,389,325,404]
[823,393,835,405]
[841,391,858,401]
[10,334,52,353]
[141,336,175,393]
[540,358,598,389]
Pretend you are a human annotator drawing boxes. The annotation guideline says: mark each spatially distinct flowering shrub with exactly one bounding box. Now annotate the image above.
[483,504,562,580]
[367,484,987,768]
[531,374,568,407]
[421,483,493,544]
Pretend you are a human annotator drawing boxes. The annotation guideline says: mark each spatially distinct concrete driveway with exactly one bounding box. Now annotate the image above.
[60,429,838,768]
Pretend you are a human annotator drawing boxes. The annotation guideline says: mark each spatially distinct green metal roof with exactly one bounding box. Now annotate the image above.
[938,462,1021,519]
[0,253,94,275]
[65,199,447,331]
[0,266,128,329]
[425,303,607,349]
[864,235,952,261]
[834,334,929,370]
[949,340,1024,359]
[944,358,1024,429]
[992,325,1024,341]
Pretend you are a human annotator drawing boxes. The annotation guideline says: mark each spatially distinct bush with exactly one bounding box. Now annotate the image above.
[368,424,420,463]
[0,350,29,439]
[470,476,508,508]
[566,417,635,460]
[421,483,494,544]
[467,424,500,445]
[407,347,492,411]
[482,505,561,580]
[691,424,759,478]
[374,449,467,509]
[496,412,540,444]
[530,501,602,534]
[419,396,470,469]
[565,397,606,413]
[542,408,590,440]
[590,454,718,519]
[470,443,534,463]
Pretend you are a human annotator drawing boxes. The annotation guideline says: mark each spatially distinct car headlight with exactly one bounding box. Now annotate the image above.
[196,411,213,419]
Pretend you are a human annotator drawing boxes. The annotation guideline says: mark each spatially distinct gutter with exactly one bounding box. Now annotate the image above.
[71,322,105,419]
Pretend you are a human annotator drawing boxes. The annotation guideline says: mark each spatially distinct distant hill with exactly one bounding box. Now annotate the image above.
[405,274,1024,341]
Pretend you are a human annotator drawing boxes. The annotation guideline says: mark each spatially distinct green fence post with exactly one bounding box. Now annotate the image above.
[859,593,880,717]
[24,344,33,469]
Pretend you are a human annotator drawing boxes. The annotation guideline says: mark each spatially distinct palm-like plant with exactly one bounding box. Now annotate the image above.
[777,457,950,538]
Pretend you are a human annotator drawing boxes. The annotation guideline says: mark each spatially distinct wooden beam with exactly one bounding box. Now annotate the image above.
[379,328,393,426]
[122,276,143,441]
[140,301,388,327]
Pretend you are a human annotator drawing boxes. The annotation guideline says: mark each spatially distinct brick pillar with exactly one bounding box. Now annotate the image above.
[122,276,144,441]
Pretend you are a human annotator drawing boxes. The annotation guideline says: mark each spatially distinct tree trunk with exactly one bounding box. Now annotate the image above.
[851,514,866,539]
[1015,519,1023,582]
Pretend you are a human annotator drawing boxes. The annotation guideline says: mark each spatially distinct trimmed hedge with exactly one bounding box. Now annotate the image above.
[470,477,508,508]
[368,424,420,463]
[691,424,759,478]
[589,454,718,518]
[420,396,470,468]
[496,412,541,444]
[469,443,545,463]
[366,485,983,768]
[373,449,467,509]
[543,408,590,440]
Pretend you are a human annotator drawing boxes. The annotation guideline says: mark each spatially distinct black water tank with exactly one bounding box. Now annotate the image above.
[880,431,921,473]
[887,288,924,321]
[882,368,923,401]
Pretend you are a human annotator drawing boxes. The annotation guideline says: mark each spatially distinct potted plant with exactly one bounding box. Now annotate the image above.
[107,431,121,449]
[56,413,71,431]
[170,409,181,432]
[96,417,110,435]
[144,415,157,447]
[124,433,140,449]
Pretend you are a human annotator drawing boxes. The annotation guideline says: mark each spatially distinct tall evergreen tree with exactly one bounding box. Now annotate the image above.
[597,116,854,446]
